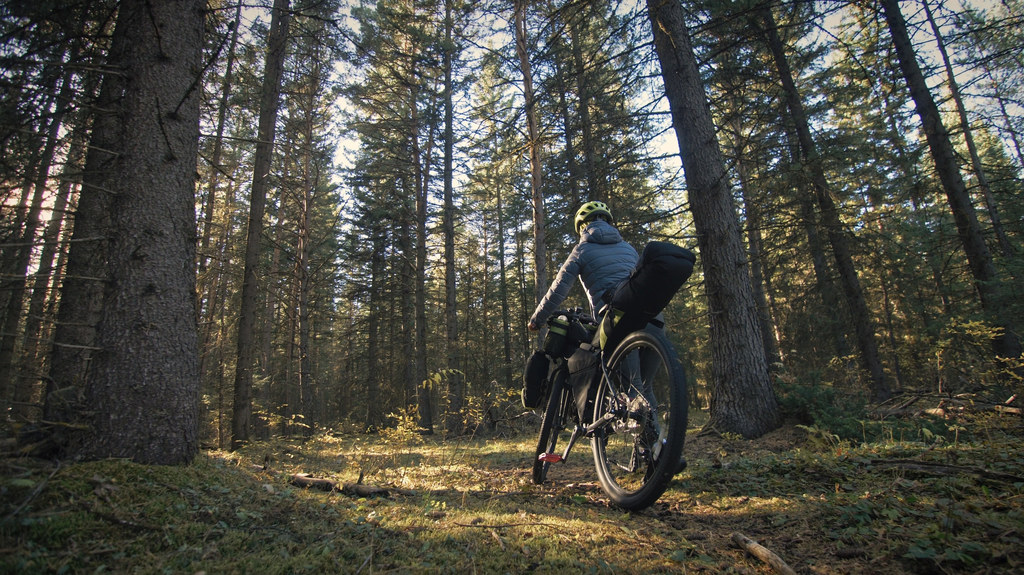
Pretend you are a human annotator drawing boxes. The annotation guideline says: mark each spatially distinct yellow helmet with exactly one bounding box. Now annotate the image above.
[574,201,612,234]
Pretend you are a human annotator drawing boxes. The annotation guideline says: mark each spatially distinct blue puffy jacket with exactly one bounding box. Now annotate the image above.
[530,219,639,326]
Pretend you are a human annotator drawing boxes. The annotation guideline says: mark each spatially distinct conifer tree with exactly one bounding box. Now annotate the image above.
[646,0,780,438]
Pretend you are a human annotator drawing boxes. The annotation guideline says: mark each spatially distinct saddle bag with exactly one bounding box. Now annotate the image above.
[598,241,695,351]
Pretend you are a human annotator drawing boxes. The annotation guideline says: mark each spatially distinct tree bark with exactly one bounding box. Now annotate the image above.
[232,0,291,451]
[48,0,133,415]
[569,11,600,201]
[882,0,1022,361]
[410,54,435,434]
[20,123,86,399]
[730,119,781,370]
[67,0,204,464]
[497,170,513,389]
[554,52,582,206]
[5,63,74,415]
[645,0,779,438]
[397,182,417,421]
[197,1,242,277]
[365,222,385,431]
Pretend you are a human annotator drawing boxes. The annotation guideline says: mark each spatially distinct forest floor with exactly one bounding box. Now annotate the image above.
[2,405,1024,574]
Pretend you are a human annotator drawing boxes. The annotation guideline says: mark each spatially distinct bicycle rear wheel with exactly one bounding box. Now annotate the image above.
[591,326,687,510]
[532,370,570,484]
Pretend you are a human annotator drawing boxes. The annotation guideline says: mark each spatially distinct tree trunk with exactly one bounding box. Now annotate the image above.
[922,0,1013,260]
[297,172,314,434]
[262,197,287,432]
[47,0,134,417]
[397,182,417,419]
[981,63,1024,174]
[569,12,600,201]
[554,53,581,205]
[757,4,889,402]
[882,0,1022,361]
[5,69,74,416]
[365,224,385,431]
[19,123,86,397]
[232,0,291,451]
[442,0,463,435]
[514,0,548,315]
[645,0,779,438]
[786,122,849,359]
[66,0,204,464]
[497,171,513,389]
[197,0,242,277]
[411,73,435,435]
[731,121,781,370]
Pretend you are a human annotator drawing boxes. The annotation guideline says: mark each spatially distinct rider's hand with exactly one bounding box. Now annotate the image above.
[528,321,539,332]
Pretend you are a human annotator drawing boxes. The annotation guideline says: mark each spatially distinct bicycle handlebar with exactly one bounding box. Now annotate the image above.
[547,308,597,326]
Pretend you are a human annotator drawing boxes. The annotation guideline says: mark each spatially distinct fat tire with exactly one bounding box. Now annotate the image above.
[591,327,687,510]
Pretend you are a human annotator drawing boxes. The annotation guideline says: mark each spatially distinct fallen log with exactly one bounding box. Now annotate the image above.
[731,532,797,575]
[290,473,341,492]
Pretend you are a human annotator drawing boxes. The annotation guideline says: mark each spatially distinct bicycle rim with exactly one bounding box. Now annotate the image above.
[532,373,568,484]
[591,328,687,510]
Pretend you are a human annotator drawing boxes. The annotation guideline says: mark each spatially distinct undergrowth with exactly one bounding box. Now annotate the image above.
[2,407,1023,574]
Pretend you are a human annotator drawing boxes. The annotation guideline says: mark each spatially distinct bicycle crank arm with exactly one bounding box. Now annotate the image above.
[555,425,587,463]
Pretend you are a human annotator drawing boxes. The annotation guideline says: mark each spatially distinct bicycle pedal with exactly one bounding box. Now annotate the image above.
[538,453,563,463]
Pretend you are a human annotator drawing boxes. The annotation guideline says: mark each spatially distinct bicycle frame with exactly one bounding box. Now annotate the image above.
[537,346,625,465]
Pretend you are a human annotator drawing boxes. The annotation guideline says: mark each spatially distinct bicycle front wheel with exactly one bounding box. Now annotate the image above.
[591,327,687,510]
[532,370,569,484]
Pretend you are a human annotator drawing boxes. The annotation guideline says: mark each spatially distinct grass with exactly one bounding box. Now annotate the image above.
[3,410,1024,574]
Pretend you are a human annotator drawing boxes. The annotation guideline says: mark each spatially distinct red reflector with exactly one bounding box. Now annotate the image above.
[538,453,563,463]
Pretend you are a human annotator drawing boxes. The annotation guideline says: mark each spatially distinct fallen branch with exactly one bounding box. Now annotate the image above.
[994,405,1022,415]
[731,532,796,575]
[869,459,1024,484]
[77,502,161,531]
[288,473,416,497]
[1,463,62,524]
[452,520,571,534]
[289,473,342,492]
[871,393,1024,418]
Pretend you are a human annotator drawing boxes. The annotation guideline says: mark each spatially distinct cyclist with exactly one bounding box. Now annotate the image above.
[528,201,637,332]
[528,201,686,474]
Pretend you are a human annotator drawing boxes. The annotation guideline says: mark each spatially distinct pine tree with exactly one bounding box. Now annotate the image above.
[882,0,1022,363]
[232,0,291,450]
[646,0,780,438]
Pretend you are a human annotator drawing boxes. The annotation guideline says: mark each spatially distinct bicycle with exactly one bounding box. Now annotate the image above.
[531,308,687,511]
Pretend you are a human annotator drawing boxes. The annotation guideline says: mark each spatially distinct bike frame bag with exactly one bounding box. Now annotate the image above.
[567,347,601,422]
